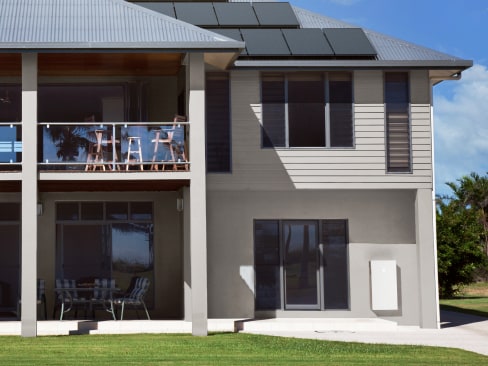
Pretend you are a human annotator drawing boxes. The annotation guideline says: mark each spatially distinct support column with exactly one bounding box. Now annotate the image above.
[183,186,192,321]
[415,188,439,328]
[21,53,38,337]
[187,53,208,336]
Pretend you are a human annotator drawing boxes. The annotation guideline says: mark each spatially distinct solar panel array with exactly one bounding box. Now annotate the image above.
[213,28,376,57]
[135,1,300,28]
[134,2,377,58]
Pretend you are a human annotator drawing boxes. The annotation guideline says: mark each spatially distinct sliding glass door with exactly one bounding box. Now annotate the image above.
[56,202,154,307]
[255,219,349,311]
[283,221,320,310]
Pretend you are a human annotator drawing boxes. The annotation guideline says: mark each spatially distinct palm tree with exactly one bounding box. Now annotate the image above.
[47,125,91,162]
[446,172,488,256]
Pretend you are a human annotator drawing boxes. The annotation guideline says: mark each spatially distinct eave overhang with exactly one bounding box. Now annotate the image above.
[233,59,473,71]
[0,0,245,68]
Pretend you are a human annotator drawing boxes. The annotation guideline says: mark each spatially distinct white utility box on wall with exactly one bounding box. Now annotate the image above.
[370,260,398,311]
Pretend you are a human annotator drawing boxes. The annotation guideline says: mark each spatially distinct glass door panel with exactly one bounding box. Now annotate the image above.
[111,223,154,307]
[283,221,319,309]
[61,225,110,281]
[0,225,20,313]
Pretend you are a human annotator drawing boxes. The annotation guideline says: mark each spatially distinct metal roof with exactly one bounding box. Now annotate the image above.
[0,0,244,51]
[292,6,466,63]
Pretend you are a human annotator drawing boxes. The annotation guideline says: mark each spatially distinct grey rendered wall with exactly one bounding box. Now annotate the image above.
[206,189,421,325]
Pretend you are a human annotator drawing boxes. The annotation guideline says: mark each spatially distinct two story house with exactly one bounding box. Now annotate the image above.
[0,0,472,337]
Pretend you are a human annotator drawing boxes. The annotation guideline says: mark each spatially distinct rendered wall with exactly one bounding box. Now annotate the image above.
[206,189,422,325]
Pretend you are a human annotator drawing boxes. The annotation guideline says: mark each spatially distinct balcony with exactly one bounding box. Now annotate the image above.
[39,122,189,172]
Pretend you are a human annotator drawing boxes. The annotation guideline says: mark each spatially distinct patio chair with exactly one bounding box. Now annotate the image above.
[53,278,88,320]
[112,276,150,320]
[91,278,116,320]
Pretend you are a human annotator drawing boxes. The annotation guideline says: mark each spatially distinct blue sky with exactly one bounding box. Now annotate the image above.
[289,0,488,195]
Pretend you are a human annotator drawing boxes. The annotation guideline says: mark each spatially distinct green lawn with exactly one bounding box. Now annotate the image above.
[440,282,488,318]
[0,333,486,365]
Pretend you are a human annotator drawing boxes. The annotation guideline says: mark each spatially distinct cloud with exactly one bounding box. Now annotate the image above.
[434,64,488,194]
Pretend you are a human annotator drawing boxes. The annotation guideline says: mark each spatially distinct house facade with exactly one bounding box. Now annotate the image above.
[0,0,472,337]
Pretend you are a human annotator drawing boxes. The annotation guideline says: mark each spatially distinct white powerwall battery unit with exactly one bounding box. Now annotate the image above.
[370,260,398,311]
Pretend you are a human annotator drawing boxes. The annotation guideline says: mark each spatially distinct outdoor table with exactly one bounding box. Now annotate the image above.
[55,286,120,320]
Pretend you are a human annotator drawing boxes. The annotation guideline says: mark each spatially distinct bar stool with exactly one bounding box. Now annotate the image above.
[126,136,143,171]
[150,129,175,171]
[85,129,106,171]
[102,132,121,171]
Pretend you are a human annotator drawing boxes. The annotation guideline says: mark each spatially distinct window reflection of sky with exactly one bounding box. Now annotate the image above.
[112,224,151,267]
[0,126,19,162]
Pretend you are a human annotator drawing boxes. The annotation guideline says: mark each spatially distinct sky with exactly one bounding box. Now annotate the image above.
[288,0,488,196]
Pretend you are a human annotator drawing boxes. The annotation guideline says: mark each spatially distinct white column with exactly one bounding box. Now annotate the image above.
[187,53,208,336]
[21,53,38,337]
[183,186,192,321]
[415,188,439,329]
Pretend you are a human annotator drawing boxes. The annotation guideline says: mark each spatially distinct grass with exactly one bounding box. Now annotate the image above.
[0,333,486,365]
[439,282,488,318]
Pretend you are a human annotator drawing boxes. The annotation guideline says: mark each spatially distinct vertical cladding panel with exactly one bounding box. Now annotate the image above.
[410,71,432,176]
[410,70,431,105]
[410,70,432,175]
[354,70,383,104]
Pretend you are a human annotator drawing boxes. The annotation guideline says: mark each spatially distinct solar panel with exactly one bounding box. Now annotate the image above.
[133,2,176,18]
[208,28,247,55]
[241,29,291,56]
[213,3,259,27]
[282,29,334,56]
[252,3,300,27]
[174,2,219,27]
[323,28,377,56]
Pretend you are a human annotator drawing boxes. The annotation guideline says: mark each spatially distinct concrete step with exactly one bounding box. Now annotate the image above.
[238,318,398,333]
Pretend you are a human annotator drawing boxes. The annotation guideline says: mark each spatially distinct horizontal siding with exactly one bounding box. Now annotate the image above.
[207,71,433,191]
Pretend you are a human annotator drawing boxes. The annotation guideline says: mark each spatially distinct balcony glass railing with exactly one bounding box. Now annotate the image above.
[0,122,22,170]
[38,122,189,172]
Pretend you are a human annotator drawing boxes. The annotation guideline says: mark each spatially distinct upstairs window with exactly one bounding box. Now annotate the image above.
[385,72,411,173]
[206,72,231,173]
[261,72,353,148]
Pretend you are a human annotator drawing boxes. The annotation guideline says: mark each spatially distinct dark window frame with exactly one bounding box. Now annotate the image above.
[205,72,232,173]
[385,72,412,173]
[261,72,354,149]
[55,201,155,307]
[254,218,350,311]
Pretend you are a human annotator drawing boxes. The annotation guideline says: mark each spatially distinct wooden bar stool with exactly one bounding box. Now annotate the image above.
[126,136,143,171]
[150,129,175,171]
[85,129,106,171]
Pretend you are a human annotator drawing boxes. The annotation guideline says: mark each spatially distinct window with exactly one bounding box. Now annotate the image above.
[0,203,20,314]
[261,72,353,148]
[385,72,411,172]
[56,201,154,307]
[254,219,349,311]
[206,72,231,172]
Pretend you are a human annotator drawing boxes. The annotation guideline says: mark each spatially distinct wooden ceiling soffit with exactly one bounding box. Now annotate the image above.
[39,179,190,192]
[0,53,183,77]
